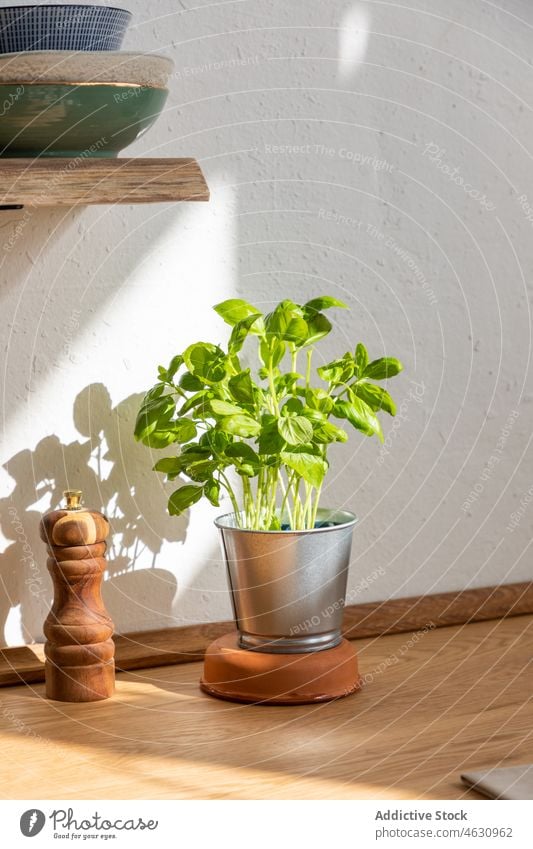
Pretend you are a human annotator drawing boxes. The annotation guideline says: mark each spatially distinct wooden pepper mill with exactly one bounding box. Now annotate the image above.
[39,489,115,702]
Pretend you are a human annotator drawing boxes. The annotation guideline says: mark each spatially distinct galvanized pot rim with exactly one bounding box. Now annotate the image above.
[214,508,358,535]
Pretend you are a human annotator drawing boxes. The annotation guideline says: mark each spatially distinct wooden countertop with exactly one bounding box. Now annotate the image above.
[1,615,532,800]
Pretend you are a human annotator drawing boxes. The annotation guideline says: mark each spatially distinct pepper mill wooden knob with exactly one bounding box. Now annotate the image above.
[39,489,115,702]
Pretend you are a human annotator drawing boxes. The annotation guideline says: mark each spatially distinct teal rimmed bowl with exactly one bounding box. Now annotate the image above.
[0,82,168,158]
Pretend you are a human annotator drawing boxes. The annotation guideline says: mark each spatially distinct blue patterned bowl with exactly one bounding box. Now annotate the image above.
[0,5,132,53]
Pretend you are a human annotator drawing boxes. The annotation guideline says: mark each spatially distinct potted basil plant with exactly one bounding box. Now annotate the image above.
[135,296,402,654]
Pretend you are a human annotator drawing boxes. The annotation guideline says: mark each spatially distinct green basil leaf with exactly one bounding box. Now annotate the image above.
[140,431,175,449]
[302,407,327,422]
[304,312,332,345]
[333,398,383,441]
[210,399,245,416]
[219,414,262,438]
[179,371,204,392]
[355,343,368,374]
[258,417,286,454]
[142,384,165,403]
[166,354,184,381]
[179,390,211,416]
[153,457,182,476]
[313,421,348,444]
[204,479,221,506]
[304,296,347,311]
[265,305,308,345]
[281,451,328,488]
[228,370,256,405]
[139,393,173,415]
[282,397,304,415]
[364,357,403,380]
[228,313,263,353]
[186,459,219,482]
[134,396,175,442]
[285,316,310,345]
[183,342,227,383]
[260,337,286,369]
[351,383,396,416]
[278,415,313,445]
[317,355,354,384]
[170,419,195,442]
[168,485,203,516]
[180,446,212,464]
[317,363,343,383]
[200,429,230,453]
[305,388,334,414]
[159,456,194,477]
[275,372,302,395]
[145,416,198,449]
[213,298,260,326]
[226,442,261,466]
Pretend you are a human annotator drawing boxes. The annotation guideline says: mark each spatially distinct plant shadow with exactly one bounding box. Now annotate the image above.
[0,381,186,644]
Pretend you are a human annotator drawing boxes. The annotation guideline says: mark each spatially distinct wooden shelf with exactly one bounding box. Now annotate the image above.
[0,157,209,207]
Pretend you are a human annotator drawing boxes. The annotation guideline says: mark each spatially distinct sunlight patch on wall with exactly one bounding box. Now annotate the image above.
[1,184,237,638]
[338,4,370,80]
[4,603,24,646]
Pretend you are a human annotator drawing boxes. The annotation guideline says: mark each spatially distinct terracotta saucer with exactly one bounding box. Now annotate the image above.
[200,633,361,705]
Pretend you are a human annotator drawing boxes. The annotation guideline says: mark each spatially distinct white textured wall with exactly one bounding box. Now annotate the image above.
[1,0,532,644]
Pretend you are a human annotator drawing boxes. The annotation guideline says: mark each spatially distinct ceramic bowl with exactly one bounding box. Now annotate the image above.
[0,82,168,158]
[0,5,132,53]
[0,51,174,88]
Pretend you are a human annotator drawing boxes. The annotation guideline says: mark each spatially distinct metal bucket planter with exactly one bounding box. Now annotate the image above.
[215,508,357,654]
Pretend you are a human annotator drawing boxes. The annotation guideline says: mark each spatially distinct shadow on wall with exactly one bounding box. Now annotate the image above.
[0,382,186,646]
